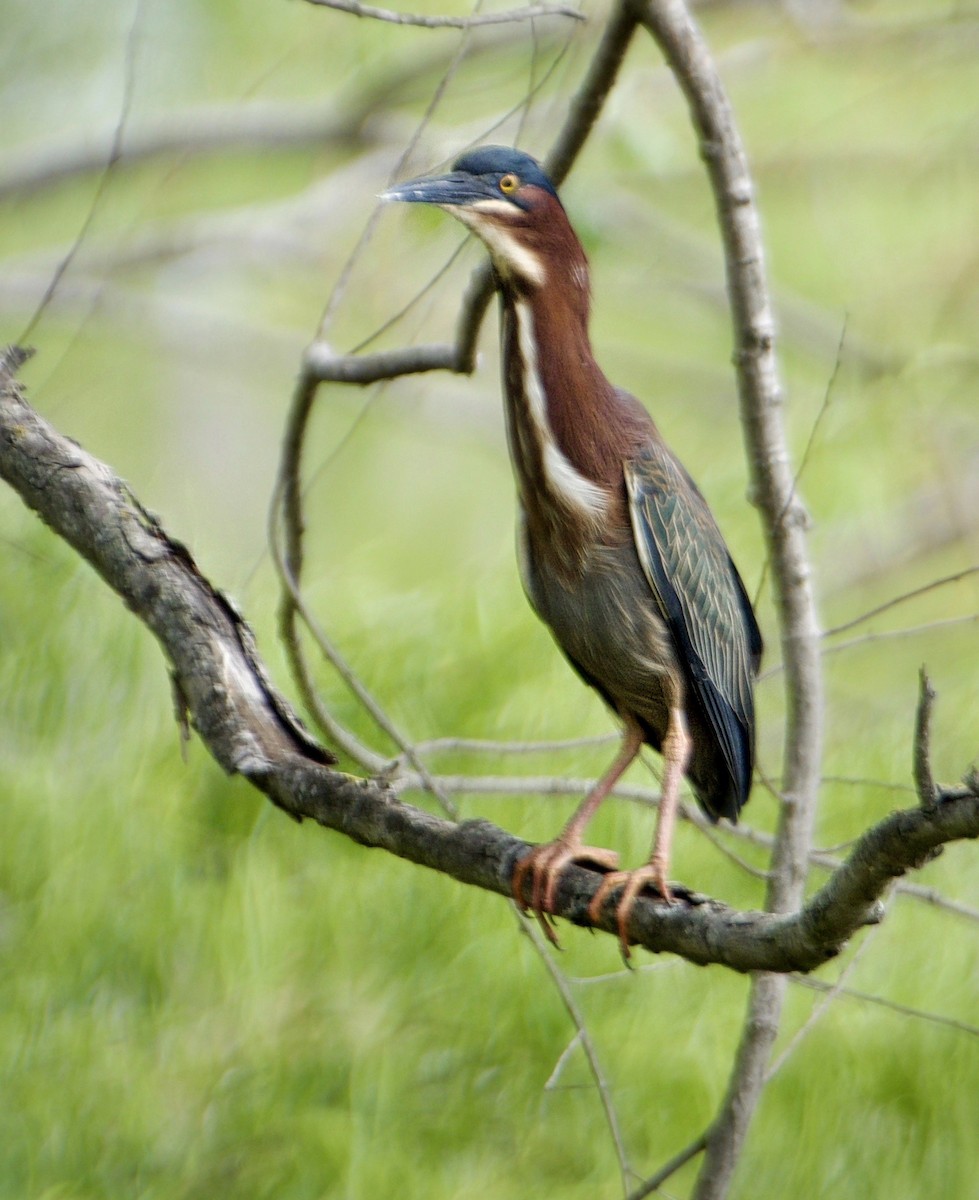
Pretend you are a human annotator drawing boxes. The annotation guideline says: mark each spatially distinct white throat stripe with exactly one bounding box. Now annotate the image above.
[453,206,546,287]
[513,301,609,521]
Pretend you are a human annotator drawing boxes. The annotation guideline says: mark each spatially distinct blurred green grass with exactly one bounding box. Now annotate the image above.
[2,1,978,1197]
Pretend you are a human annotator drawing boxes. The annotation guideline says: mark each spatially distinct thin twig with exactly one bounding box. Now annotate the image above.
[545,0,639,184]
[820,774,914,795]
[401,732,618,757]
[542,1030,583,1089]
[270,18,481,790]
[305,0,584,27]
[626,1133,708,1200]
[391,770,653,799]
[347,237,475,356]
[892,882,979,923]
[767,929,877,1080]
[317,15,477,340]
[783,316,846,515]
[821,615,978,658]
[752,317,846,610]
[694,821,771,880]
[270,504,460,816]
[268,519,393,769]
[569,960,678,985]
[304,341,463,384]
[825,566,979,638]
[758,612,979,682]
[0,35,531,201]
[19,0,143,343]
[788,972,979,1040]
[517,913,633,1194]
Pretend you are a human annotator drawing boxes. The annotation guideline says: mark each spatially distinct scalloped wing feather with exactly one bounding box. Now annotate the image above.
[625,446,761,817]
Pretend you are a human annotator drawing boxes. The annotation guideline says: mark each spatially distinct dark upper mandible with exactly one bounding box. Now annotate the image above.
[383,145,559,210]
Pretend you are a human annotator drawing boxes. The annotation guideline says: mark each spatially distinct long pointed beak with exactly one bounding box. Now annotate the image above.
[381,170,498,209]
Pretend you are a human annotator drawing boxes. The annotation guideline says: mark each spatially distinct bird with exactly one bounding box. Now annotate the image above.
[383,146,762,957]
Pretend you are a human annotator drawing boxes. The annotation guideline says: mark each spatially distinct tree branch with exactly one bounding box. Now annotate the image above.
[628,1,825,1195]
[2,352,976,977]
[304,341,463,384]
[304,0,584,28]
[914,666,938,811]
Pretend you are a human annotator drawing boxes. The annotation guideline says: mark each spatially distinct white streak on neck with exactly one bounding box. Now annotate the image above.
[512,300,610,523]
[451,204,546,288]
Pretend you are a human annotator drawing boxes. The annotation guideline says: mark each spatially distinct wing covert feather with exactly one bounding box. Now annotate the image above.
[625,447,761,810]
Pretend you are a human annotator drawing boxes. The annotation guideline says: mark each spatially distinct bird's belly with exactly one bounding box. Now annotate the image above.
[518,526,682,738]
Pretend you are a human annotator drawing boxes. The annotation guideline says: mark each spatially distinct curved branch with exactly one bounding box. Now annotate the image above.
[304,341,464,383]
[630,0,824,913]
[2,354,975,976]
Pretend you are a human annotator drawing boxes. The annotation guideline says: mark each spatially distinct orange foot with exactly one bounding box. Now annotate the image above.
[512,839,620,947]
[587,859,674,961]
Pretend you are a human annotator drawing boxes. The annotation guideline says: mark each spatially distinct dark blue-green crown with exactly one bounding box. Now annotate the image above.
[450,146,558,198]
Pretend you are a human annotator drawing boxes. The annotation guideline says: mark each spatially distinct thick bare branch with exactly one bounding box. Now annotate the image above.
[628,1,824,1196]
[3,355,976,977]
[631,0,824,911]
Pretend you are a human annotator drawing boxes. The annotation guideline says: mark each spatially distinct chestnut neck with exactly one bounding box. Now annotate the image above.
[499,210,652,495]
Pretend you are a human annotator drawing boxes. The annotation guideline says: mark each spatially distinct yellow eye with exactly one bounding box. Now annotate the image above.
[499,173,519,195]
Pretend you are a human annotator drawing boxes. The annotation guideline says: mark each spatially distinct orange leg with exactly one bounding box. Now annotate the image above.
[587,706,691,960]
[512,720,644,945]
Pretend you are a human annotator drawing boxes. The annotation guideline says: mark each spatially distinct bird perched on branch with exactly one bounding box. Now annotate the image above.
[384,146,762,956]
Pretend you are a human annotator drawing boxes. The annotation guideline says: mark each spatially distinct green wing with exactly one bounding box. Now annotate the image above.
[625,444,762,815]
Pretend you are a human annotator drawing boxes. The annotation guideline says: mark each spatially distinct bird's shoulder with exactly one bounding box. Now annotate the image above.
[619,400,763,681]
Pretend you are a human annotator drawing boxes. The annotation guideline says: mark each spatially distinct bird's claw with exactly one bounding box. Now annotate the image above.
[586,860,674,961]
[512,840,620,947]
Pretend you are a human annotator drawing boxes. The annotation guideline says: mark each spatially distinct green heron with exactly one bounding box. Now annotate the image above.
[384,147,762,956]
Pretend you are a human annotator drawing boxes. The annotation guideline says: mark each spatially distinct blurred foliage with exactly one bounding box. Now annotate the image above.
[1,0,977,1196]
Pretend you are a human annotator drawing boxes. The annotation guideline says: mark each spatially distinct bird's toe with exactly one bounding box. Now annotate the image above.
[587,863,675,960]
[512,840,620,947]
